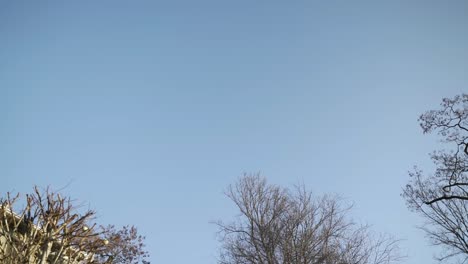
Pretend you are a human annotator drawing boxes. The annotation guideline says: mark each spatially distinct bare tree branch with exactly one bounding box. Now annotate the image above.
[403,94,468,263]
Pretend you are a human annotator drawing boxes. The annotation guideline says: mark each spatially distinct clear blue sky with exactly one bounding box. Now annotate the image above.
[1,1,467,263]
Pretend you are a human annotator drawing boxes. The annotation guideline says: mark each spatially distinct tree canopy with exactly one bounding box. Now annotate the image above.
[216,175,403,264]
[0,186,149,264]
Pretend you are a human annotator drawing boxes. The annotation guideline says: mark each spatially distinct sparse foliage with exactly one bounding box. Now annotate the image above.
[216,175,403,264]
[402,94,468,263]
[0,186,149,264]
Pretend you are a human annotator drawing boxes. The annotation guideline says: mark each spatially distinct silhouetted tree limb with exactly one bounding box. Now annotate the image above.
[403,94,468,263]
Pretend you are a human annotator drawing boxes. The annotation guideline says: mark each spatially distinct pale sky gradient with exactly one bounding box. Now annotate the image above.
[1,1,468,263]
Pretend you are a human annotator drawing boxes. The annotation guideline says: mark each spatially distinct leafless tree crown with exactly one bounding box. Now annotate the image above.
[216,175,403,264]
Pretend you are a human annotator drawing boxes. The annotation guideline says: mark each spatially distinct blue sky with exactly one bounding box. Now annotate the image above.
[1,1,467,263]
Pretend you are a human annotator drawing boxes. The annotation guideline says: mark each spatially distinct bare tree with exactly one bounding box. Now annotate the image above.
[216,175,403,264]
[0,186,149,264]
[402,94,468,263]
